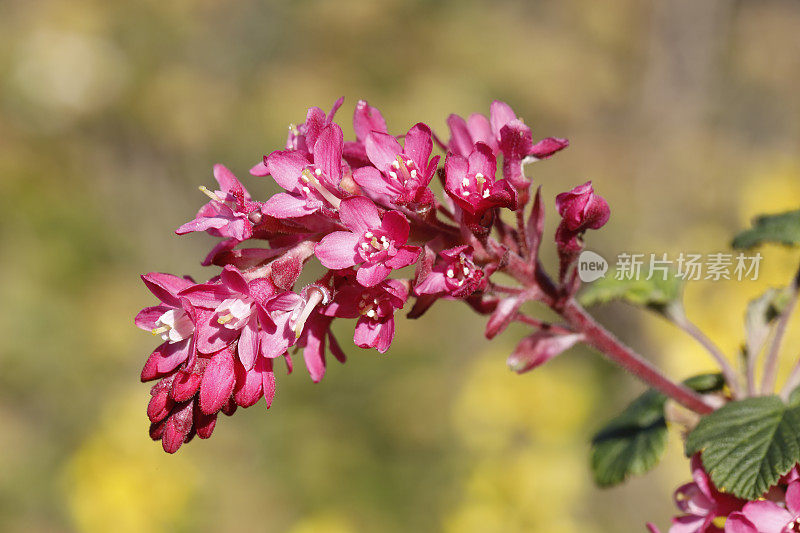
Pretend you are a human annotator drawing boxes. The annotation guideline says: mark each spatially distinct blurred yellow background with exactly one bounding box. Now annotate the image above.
[3,0,800,531]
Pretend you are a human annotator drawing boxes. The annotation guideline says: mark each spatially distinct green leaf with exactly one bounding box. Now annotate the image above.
[732,210,800,249]
[685,395,800,499]
[579,271,683,313]
[591,374,724,487]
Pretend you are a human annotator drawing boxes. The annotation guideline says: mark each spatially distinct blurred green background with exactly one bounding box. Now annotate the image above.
[3,0,800,531]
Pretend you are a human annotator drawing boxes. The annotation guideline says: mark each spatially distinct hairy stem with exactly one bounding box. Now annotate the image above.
[670,311,742,398]
[561,300,715,414]
[761,266,800,394]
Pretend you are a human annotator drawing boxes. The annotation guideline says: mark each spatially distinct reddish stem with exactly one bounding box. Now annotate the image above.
[561,300,715,414]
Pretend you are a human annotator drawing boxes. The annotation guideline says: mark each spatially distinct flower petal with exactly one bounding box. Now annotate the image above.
[365,131,403,173]
[356,262,391,287]
[315,231,360,269]
[199,348,236,414]
[338,196,381,233]
[403,123,433,171]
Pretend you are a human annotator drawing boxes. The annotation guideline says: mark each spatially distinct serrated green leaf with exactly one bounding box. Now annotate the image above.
[732,210,800,249]
[578,271,682,313]
[685,396,800,499]
[591,374,723,487]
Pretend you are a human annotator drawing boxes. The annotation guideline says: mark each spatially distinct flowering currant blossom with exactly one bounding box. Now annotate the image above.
[647,454,746,533]
[251,97,344,176]
[178,265,279,369]
[414,245,486,298]
[135,273,197,380]
[176,164,265,242]
[315,196,420,287]
[447,100,568,189]
[725,482,800,533]
[325,278,408,353]
[444,142,516,234]
[262,124,346,218]
[136,97,581,453]
[353,123,440,210]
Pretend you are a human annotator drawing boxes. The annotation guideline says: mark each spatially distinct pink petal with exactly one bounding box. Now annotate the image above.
[238,317,260,370]
[414,272,447,295]
[339,196,381,233]
[353,166,399,202]
[313,123,344,185]
[249,159,270,176]
[444,153,469,193]
[385,246,420,270]
[529,137,569,159]
[175,215,229,236]
[220,265,249,295]
[262,192,319,218]
[135,305,170,331]
[265,150,307,191]
[723,513,758,533]
[489,100,517,137]
[741,500,792,533]
[787,482,800,515]
[315,231,360,269]
[178,282,230,309]
[213,164,249,200]
[667,515,706,533]
[142,273,194,308]
[199,348,236,415]
[467,113,495,151]
[328,330,346,363]
[356,262,392,287]
[162,400,193,454]
[446,114,473,157]
[381,210,410,244]
[365,130,403,172]
[354,99,388,142]
[302,335,326,383]
[141,339,191,381]
[403,123,433,171]
[468,142,496,178]
[374,318,395,353]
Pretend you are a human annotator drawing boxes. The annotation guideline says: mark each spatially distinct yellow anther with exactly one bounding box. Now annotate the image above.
[199,186,223,202]
[151,326,169,336]
[217,313,234,325]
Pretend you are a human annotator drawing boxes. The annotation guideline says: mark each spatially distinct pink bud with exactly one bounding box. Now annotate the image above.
[507,331,584,373]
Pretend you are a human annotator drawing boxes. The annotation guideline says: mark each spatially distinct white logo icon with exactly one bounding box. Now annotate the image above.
[578,250,608,282]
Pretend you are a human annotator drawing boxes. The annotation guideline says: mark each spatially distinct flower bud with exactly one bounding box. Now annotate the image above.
[507,331,584,373]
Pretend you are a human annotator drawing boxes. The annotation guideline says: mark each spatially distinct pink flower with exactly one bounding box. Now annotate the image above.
[178,265,280,369]
[414,245,486,298]
[176,164,265,242]
[664,454,746,533]
[324,279,408,353]
[447,100,568,187]
[444,142,517,232]
[507,331,584,373]
[262,123,346,218]
[314,196,421,287]
[251,97,344,175]
[135,273,197,381]
[343,99,389,168]
[352,123,440,210]
[725,482,800,532]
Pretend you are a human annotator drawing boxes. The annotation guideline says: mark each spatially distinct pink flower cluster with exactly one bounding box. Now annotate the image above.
[648,455,800,533]
[135,97,605,453]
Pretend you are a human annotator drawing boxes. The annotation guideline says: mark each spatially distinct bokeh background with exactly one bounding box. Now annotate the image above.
[3,0,800,531]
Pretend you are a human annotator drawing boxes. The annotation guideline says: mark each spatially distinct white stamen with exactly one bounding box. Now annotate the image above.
[410,169,417,179]
[153,309,194,343]
[475,173,484,179]
[314,168,322,176]
[215,298,253,330]
[461,191,470,197]
[446,270,454,278]
[483,189,490,198]
[462,177,470,187]
[302,186,311,193]
[391,160,400,169]
[388,171,398,180]
[405,159,413,166]
[365,231,373,238]
[366,309,376,318]
[463,267,470,276]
